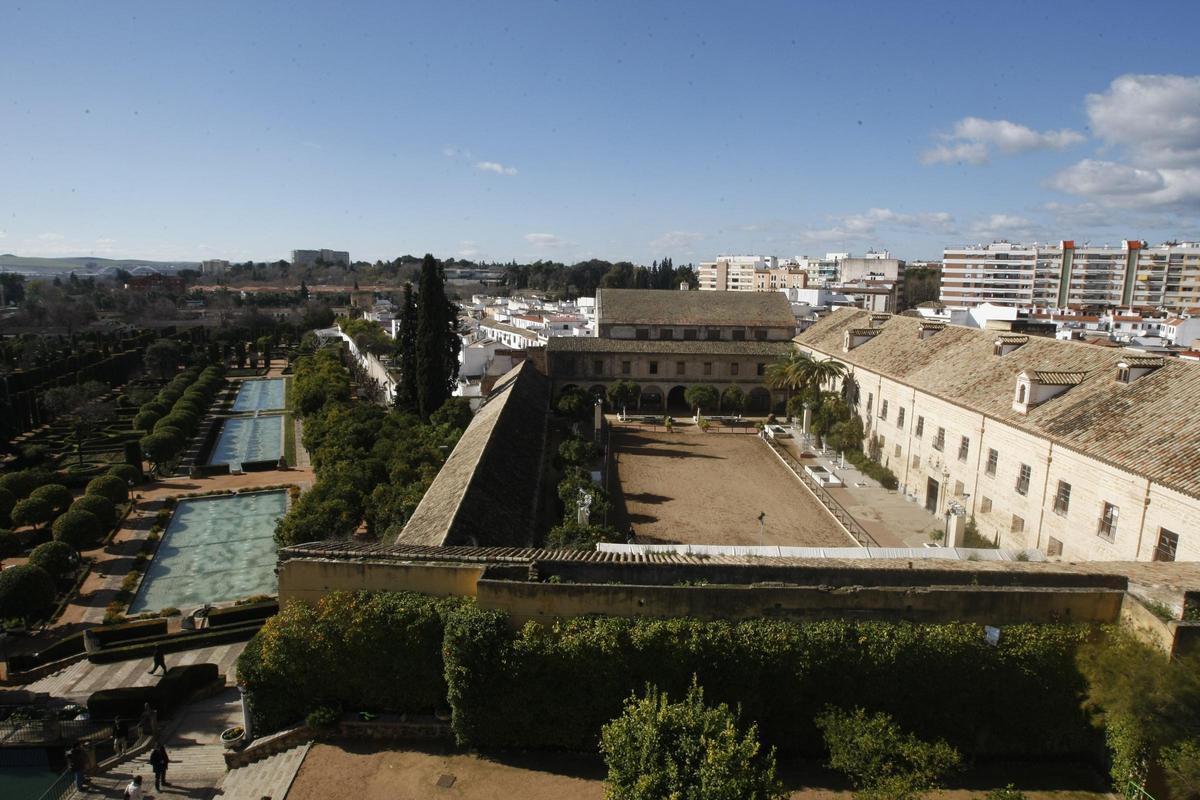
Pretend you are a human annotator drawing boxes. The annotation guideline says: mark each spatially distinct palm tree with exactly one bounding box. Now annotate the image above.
[764,351,815,395]
[809,358,848,392]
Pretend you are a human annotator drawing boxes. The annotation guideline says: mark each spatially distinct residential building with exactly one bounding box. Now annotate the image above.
[698,255,778,291]
[199,259,229,276]
[797,308,1200,562]
[291,248,350,268]
[546,288,794,412]
[480,318,547,349]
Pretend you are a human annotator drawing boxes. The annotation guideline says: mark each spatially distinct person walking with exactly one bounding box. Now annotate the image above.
[148,644,166,675]
[67,743,86,790]
[139,702,156,738]
[149,742,170,790]
[123,774,144,800]
[113,715,127,755]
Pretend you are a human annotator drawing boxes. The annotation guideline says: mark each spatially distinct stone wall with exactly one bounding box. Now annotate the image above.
[278,558,484,607]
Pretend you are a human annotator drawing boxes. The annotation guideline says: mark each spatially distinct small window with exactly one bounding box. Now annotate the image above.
[915,416,924,438]
[1047,537,1063,557]
[1154,528,1179,562]
[592,359,603,375]
[1016,463,1031,495]
[676,361,686,376]
[1011,514,1025,533]
[754,329,768,341]
[896,407,905,429]
[703,362,713,376]
[1117,366,1131,383]
[731,329,746,341]
[648,361,659,375]
[1053,481,1071,515]
[980,496,992,513]
[985,449,998,476]
[756,362,766,376]
[635,328,650,340]
[867,393,874,415]
[659,328,674,340]
[1018,384,1027,404]
[1098,502,1119,542]
[894,444,901,458]
[880,400,889,421]
[933,427,945,451]
[730,362,740,376]
[683,328,698,341]
[706,328,722,341]
[621,360,631,375]
[954,480,964,496]
[957,436,969,462]
[911,455,920,469]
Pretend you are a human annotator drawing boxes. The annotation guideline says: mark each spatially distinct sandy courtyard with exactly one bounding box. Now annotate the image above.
[607,426,853,547]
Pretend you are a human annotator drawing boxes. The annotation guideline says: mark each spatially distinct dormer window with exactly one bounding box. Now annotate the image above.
[919,322,944,340]
[994,335,1028,356]
[1116,356,1163,383]
[1013,369,1086,414]
[1117,365,1130,384]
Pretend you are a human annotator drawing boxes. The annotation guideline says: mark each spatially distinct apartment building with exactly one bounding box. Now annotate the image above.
[941,240,1200,313]
[292,248,350,268]
[698,255,779,291]
[797,308,1199,563]
[199,259,229,276]
[546,288,794,412]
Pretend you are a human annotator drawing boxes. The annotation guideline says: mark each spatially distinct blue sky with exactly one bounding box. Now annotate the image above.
[2,0,1199,264]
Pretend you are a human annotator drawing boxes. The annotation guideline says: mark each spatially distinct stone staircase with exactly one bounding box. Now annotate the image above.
[216,740,312,800]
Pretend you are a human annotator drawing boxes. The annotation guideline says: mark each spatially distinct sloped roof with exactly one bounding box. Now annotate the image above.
[397,360,549,547]
[797,309,1200,498]
[597,289,794,328]
[546,337,792,357]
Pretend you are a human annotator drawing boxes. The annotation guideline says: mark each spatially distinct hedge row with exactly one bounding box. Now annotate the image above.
[87,663,220,720]
[239,592,1097,760]
[138,365,225,470]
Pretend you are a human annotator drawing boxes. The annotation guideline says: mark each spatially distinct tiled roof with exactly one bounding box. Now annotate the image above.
[397,360,549,547]
[995,334,1028,344]
[597,288,795,328]
[1120,356,1165,368]
[546,337,792,357]
[919,321,946,330]
[797,309,1200,498]
[848,328,882,337]
[481,320,541,340]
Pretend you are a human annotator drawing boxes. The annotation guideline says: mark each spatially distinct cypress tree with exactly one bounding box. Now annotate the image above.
[415,254,461,419]
[394,281,419,413]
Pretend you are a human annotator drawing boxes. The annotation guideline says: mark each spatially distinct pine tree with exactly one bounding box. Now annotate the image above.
[394,282,419,413]
[415,254,461,419]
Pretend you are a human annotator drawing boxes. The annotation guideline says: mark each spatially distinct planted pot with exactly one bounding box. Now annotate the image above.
[220,725,245,749]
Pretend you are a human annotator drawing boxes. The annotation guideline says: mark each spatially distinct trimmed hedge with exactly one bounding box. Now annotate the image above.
[85,475,128,505]
[88,623,263,664]
[88,664,220,720]
[237,591,467,732]
[51,509,103,549]
[89,618,169,648]
[441,611,1096,758]
[70,493,117,528]
[207,599,278,628]
[29,540,76,580]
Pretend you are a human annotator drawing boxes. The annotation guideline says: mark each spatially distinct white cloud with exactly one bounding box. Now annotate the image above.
[37,232,64,241]
[524,233,565,248]
[457,240,483,259]
[1050,159,1165,196]
[0,230,7,239]
[921,117,1084,165]
[965,213,1043,240]
[802,208,956,241]
[475,161,518,176]
[649,231,704,253]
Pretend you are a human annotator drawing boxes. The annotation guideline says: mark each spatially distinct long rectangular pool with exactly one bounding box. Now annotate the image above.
[129,491,287,612]
[208,414,283,466]
[232,378,286,412]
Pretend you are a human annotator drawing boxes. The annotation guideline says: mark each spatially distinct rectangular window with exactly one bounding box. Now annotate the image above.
[621,360,631,375]
[1154,528,1179,562]
[676,361,686,376]
[911,455,920,469]
[933,427,945,451]
[896,407,905,429]
[756,362,766,376]
[954,480,964,496]
[915,416,924,438]
[867,393,874,415]
[894,444,901,458]
[1011,514,1025,533]
[648,361,658,375]
[659,328,674,340]
[980,496,992,513]
[880,400,889,420]
[683,328,698,341]
[635,328,649,340]
[1016,463,1031,495]
[731,329,746,341]
[730,362,740,376]
[754,328,768,341]
[1047,537,1063,557]
[985,449,998,476]
[1098,502,1119,542]
[703,362,713,376]
[706,328,722,341]
[1053,481,1071,515]
[957,436,969,462]
[592,359,603,375]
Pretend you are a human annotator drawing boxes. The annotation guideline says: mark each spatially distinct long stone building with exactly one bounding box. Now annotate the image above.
[797,308,1199,563]
[546,288,795,412]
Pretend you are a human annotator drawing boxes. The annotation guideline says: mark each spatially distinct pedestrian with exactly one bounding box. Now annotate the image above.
[139,702,156,737]
[122,774,144,800]
[113,715,127,755]
[148,644,166,675]
[149,742,170,790]
[67,743,86,790]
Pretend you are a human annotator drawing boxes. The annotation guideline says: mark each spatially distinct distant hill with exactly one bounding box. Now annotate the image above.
[0,254,200,275]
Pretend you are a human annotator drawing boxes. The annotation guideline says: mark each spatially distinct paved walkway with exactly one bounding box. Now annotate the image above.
[217,741,311,799]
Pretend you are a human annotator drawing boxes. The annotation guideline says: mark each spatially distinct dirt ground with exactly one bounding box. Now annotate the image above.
[286,743,1111,800]
[607,425,854,547]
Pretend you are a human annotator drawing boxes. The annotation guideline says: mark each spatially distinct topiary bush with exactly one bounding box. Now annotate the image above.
[0,564,57,624]
[28,540,77,581]
[0,468,56,500]
[85,475,128,505]
[71,493,117,528]
[106,463,141,488]
[51,509,103,549]
[10,496,55,530]
[132,409,161,431]
[0,529,21,558]
[30,484,73,516]
[0,487,14,526]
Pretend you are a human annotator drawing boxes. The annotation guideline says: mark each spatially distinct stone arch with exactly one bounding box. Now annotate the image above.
[640,384,665,410]
[666,385,688,411]
[748,387,771,414]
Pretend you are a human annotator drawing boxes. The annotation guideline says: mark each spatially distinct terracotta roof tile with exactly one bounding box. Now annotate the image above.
[597,288,795,328]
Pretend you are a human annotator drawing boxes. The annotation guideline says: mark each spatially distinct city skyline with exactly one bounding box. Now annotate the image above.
[3,0,1199,264]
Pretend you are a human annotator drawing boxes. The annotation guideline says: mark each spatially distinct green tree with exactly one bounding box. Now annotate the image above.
[557,467,610,522]
[600,678,785,800]
[545,520,621,549]
[51,509,103,549]
[607,380,640,414]
[0,530,21,558]
[85,475,128,505]
[0,469,54,500]
[106,463,142,487]
[133,408,161,431]
[415,254,461,420]
[816,706,961,800]
[556,388,591,420]
[684,384,719,416]
[720,386,747,416]
[144,338,182,380]
[140,431,180,475]
[394,281,419,413]
[827,415,866,454]
[11,496,54,530]
[29,540,76,580]
[30,484,73,516]
[429,397,473,432]
[71,493,116,528]
[558,437,598,467]
[0,564,56,624]
[0,488,13,526]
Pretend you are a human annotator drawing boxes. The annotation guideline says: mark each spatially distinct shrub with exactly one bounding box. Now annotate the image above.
[156,412,196,435]
[545,520,621,549]
[237,591,467,733]
[306,706,340,731]
[28,540,77,580]
[11,496,55,530]
[558,437,597,467]
[106,463,141,487]
[132,409,161,431]
[140,431,180,471]
[71,493,117,528]
[845,449,899,490]
[0,469,56,500]
[0,487,14,525]
[85,475,128,505]
[52,509,103,549]
[0,564,57,624]
[0,529,21,558]
[87,686,160,721]
[816,706,961,800]
[600,678,784,800]
[30,484,73,516]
